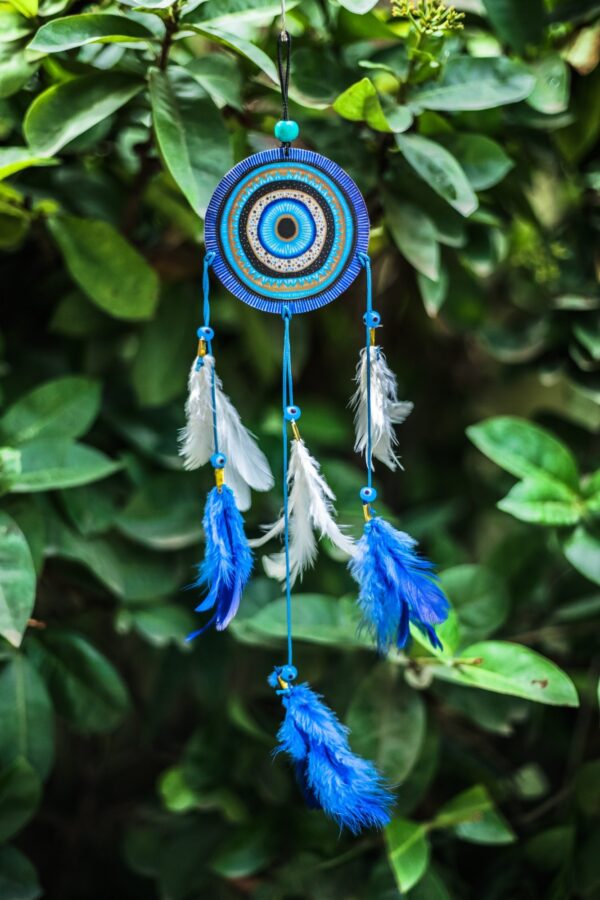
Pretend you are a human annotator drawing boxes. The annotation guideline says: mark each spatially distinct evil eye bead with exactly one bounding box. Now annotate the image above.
[285,405,302,422]
[210,452,227,469]
[197,325,214,341]
[363,311,381,327]
[280,664,298,682]
[274,119,300,142]
[360,486,377,503]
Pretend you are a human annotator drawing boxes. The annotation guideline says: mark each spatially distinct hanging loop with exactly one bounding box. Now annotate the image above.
[276,31,292,156]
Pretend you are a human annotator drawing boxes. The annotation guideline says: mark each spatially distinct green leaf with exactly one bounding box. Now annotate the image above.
[0,8,32,42]
[573,315,600,361]
[131,288,197,407]
[333,78,413,133]
[0,148,56,180]
[410,57,535,112]
[385,819,430,893]
[24,72,143,156]
[395,135,478,217]
[0,512,35,648]
[186,54,243,110]
[439,565,509,643]
[29,630,129,734]
[384,196,440,280]
[562,526,600,585]
[115,604,195,649]
[48,517,186,601]
[527,56,570,115]
[0,52,39,100]
[3,496,47,574]
[183,0,294,26]
[417,267,449,318]
[433,784,515,845]
[337,0,378,11]
[47,215,159,320]
[232,593,366,649]
[6,0,37,18]
[186,23,278,83]
[433,641,579,706]
[0,655,54,779]
[467,417,579,489]
[6,439,120,493]
[150,68,231,219]
[0,845,42,900]
[346,663,426,782]
[115,474,203,550]
[410,868,452,900]
[0,758,41,842]
[498,477,583,526]
[211,825,275,879]
[28,13,156,52]
[0,376,101,444]
[482,0,545,53]
[439,135,513,191]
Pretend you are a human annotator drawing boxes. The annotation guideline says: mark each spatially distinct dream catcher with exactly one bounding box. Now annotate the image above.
[180,15,449,834]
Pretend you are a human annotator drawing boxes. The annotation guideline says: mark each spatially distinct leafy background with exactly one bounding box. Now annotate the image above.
[0,0,598,897]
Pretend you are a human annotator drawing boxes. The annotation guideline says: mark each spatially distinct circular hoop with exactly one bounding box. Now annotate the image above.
[204,148,370,314]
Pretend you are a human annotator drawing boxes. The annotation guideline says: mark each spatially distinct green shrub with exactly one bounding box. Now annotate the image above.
[0,0,598,897]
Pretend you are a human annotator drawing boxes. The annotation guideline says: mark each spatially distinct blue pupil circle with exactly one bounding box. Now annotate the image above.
[257,199,316,259]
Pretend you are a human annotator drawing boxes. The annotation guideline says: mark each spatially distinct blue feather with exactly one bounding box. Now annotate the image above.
[274,679,393,833]
[187,485,253,640]
[349,516,449,654]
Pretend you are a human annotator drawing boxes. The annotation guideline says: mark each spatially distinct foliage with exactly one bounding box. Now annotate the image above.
[0,0,598,897]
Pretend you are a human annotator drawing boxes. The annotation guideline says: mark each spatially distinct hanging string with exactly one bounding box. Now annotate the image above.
[279,0,287,40]
[276,30,292,155]
[201,251,220,456]
[359,253,373,489]
[282,306,294,667]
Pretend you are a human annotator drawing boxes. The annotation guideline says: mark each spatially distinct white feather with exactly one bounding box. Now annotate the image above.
[179,360,214,470]
[250,438,355,584]
[179,356,273,511]
[351,346,413,471]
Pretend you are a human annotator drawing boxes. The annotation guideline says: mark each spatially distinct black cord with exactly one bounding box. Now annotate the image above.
[277,31,292,155]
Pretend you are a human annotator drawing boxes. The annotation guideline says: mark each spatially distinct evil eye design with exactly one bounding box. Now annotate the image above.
[204,148,370,314]
[257,198,316,259]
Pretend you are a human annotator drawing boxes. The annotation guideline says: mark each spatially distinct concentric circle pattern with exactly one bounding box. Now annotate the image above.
[204,148,370,314]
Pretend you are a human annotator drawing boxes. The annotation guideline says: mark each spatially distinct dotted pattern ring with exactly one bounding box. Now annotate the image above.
[204,147,370,314]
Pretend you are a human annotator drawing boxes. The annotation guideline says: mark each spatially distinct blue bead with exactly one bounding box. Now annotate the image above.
[284,405,302,422]
[210,452,227,469]
[360,486,377,503]
[281,665,297,682]
[274,119,299,142]
[197,325,214,340]
[363,311,381,327]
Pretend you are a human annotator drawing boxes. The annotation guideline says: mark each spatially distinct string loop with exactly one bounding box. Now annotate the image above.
[276,32,292,156]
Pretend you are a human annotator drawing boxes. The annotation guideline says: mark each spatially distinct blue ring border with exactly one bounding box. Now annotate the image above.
[204,147,370,315]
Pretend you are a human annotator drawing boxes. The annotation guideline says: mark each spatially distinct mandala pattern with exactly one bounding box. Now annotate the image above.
[204,148,370,314]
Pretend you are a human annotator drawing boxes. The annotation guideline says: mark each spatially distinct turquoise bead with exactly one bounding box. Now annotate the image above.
[274,119,299,142]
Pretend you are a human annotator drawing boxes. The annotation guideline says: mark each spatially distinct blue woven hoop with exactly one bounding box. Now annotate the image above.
[204,148,370,315]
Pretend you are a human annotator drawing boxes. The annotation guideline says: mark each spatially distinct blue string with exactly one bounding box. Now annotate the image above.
[282,306,293,668]
[359,253,373,488]
[202,252,219,456]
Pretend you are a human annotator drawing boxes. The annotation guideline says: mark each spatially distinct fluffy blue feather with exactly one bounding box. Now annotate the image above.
[187,485,253,640]
[349,517,449,653]
[273,678,393,833]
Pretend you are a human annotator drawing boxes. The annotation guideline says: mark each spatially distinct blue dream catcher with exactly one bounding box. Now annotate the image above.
[179,23,449,834]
